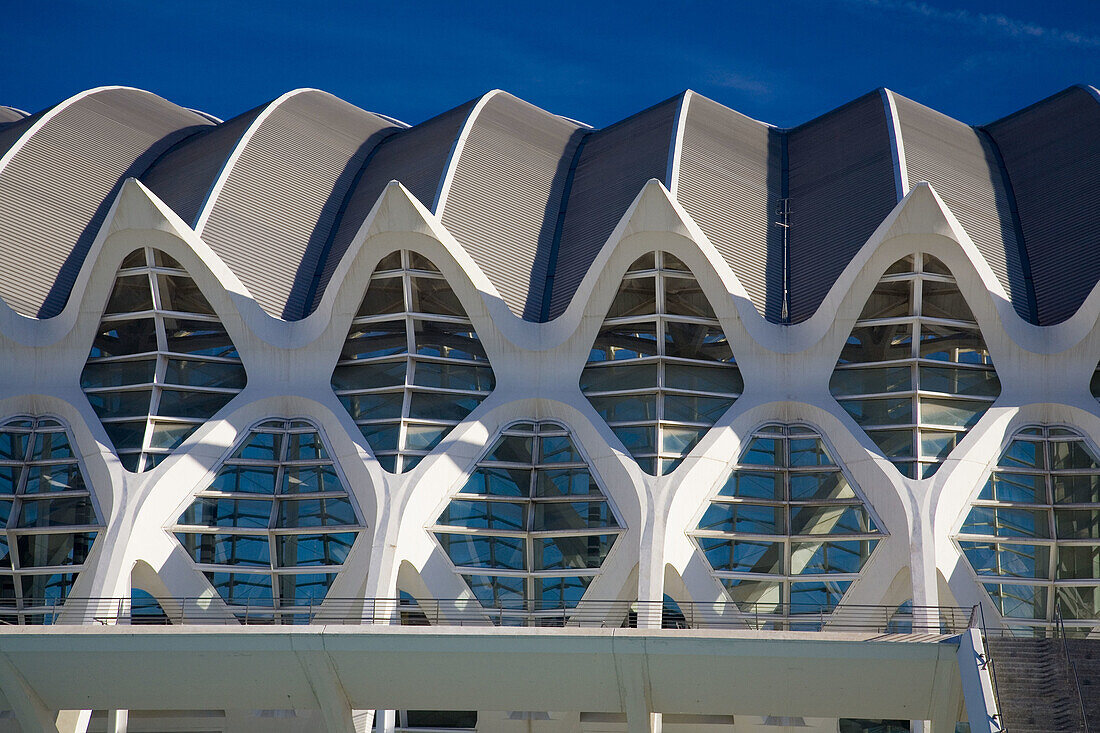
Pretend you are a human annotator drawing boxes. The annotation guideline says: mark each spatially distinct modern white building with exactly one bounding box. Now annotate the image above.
[0,84,1097,733]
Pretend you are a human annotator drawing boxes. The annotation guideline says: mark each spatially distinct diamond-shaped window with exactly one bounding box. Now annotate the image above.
[332,251,495,473]
[691,423,884,624]
[172,419,364,620]
[830,254,999,478]
[581,251,742,476]
[81,248,246,472]
[0,416,103,623]
[956,425,1100,632]
[431,420,622,621]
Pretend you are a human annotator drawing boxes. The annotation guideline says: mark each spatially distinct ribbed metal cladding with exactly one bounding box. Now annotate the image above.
[441,92,582,320]
[677,94,780,320]
[0,106,27,124]
[0,89,210,317]
[0,111,42,159]
[892,94,1030,319]
[196,91,398,320]
[546,95,682,320]
[140,104,266,228]
[313,98,479,312]
[786,92,897,323]
[986,86,1100,325]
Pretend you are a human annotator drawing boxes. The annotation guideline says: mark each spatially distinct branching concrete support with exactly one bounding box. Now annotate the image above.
[0,652,60,733]
[294,643,355,733]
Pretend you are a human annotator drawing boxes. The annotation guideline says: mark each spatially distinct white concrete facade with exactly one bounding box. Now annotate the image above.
[0,168,1092,730]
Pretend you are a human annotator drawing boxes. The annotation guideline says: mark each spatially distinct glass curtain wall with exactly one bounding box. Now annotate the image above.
[957,425,1100,634]
[332,251,495,473]
[691,424,883,626]
[431,421,622,622]
[581,251,742,476]
[0,417,102,623]
[82,248,247,472]
[830,253,999,478]
[173,419,362,621]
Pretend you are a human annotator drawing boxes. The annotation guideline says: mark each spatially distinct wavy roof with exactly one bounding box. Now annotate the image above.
[0,85,1096,325]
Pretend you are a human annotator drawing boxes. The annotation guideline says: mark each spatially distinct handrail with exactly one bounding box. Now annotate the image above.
[974,603,1006,733]
[0,597,976,633]
[1055,609,1090,733]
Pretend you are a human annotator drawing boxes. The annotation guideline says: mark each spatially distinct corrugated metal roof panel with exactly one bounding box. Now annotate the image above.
[441,92,582,320]
[140,103,266,228]
[892,93,1030,319]
[313,98,478,312]
[195,90,398,319]
[986,86,1100,325]
[786,92,897,323]
[0,88,210,317]
[677,93,780,320]
[546,94,682,320]
[0,106,27,124]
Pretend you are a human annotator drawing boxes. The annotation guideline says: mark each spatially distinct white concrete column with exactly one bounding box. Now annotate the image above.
[957,628,1003,733]
[106,709,128,733]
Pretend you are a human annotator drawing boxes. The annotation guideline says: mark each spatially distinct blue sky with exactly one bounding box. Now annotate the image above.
[2,0,1098,127]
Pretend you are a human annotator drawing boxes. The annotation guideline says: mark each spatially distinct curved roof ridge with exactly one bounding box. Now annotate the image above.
[665,90,693,197]
[186,107,223,124]
[432,89,503,214]
[878,89,908,202]
[0,86,136,175]
[192,88,320,235]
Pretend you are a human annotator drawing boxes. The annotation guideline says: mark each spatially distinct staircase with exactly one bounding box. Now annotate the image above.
[1065,639,1100,730]
[985,637,1085,732]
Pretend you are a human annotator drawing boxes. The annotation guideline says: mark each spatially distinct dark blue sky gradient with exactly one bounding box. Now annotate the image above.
[3,0,1099,128]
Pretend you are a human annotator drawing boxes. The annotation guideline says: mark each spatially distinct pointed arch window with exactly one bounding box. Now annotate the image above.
[172,419,363,621]
[581,251,742,475]
[81,248,246,472]
[830,253,999,478]
[956,425,1100,633]
[332,251,495,473]
[431,421,623,622]
[0,416,103,623]
[691,423,884,625]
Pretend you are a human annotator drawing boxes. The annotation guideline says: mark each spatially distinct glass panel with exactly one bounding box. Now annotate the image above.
[664,363,741,393]
[357,275,404,316]
[660,426,707,455]
[606,277,655,318]
[281,466,342,495]
[16,497,97,528]
[209,465,278,494]
[720,578,781,613]
[407,252,439,272]
[588,394,657,423]
[919,397,988,429]
[19,573,76,605]
[532,501,617,531]
[104,275,153,314]
[412,362,493,391]
[789,581,851,612]
[789,472,854,501]
[1055,546,1100,580]
[461,574,525,608]
[961,507,1049,539]
[982,473,1047,504]
[539,435,581,464]
[791,540,877,574]
[338,392,404,421]
[178,498,271,529]
[1053,474,1100,504]
[407,392,480,421]
[532,535,615,570]
[275,498,357,528]
[164,359,246,389]
[627,252,655,272]
[1056,586,1100,620]
[29,432,72,461]
[698,503,783,534]
[151,250,182,269]
[789,439,833,467]
[999,439,1045,470]
[15,532,96,568]
[921,280,975,321]
[156,389,233,419]
[580,363,657,392]
[662,252,690,272]
[276,533,354,567]
[408,277,464,317]
[89,318,158,357]
[147,420,198,450]
[340,321,407,360]
[839,324,912,364]
[120,249,147,269]
[206,572,273,606]
[23,464,84,494]
[278,573,335,605]
[1054,510,1100,539]
[664,277,715,318]
[663,394,735,424]
[984,583,1047,619]
[163,318,237,358]
[919,366,999,397]
[404,424,450,452]
[534,576,591,608]
[80,359,156,389]
[0,467,20,495]
[1050,440,1100,470]
[413,321,487,361]
[697,537,782,573]
[918,325,990,364]
[589,322,658,361]
[716,471,783,499]
[85,390,153,419]
[664,322,733,362]
[233,432,282,461]
[920,430,960,461]
[922,255,951,275]
[460,467,530,497]
[176,533,270,566]
[859,280,911,320]
[840,397,912,426]
[741,438,783,466]
[156,275,215,315]
[439,534,525,570]
[830,366,911,396]
[959,541,1049,579]
[0,432,28,461]
[789,505,877,535]
[285,432,327,461]
[611,426,656,454]
[439,500,525,531]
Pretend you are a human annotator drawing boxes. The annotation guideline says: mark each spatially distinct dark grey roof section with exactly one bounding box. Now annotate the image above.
[545,94,683,320]
[986,86,1100,325]
[676,94,781,320]
[186,90,399,320]
[786,91,898,323]
[0,106,28,124]
[140,103,266,228]
[311,97,478,313]
[440,92,583,320]
[0,110,43,160]
[892,93,1031,319]
[0,88,211,317]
